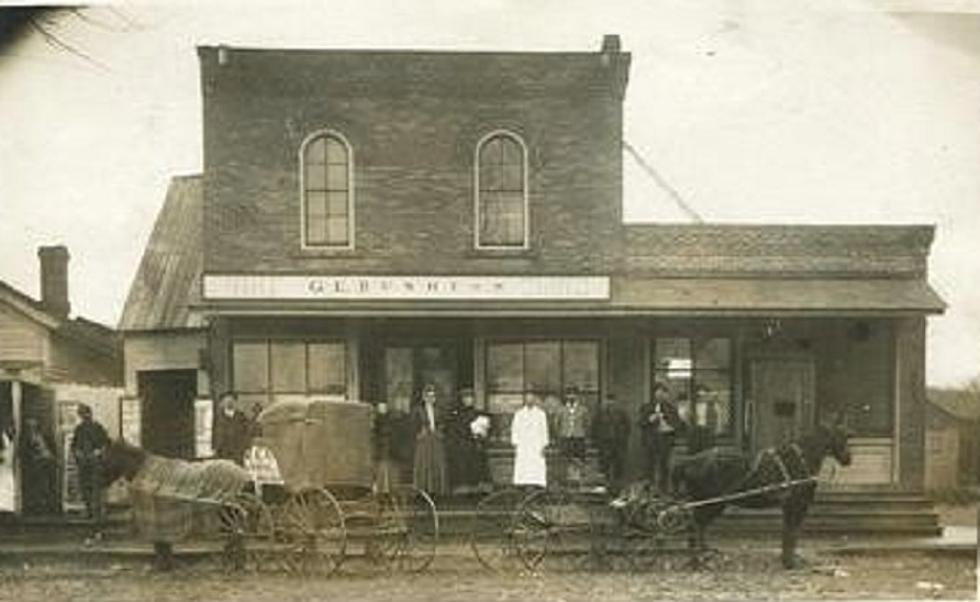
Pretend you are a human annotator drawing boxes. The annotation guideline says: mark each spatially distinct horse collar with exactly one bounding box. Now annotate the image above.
[757,447,792,484]
[789,443,806,471]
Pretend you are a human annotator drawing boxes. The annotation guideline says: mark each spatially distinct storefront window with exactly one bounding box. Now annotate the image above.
[823,321,894,436]
[384,348,415,413]
[270,342,305,392]
[232,342,268,412]
[485,339,600,441]
[233,339,348,410]
[652,337,733,436]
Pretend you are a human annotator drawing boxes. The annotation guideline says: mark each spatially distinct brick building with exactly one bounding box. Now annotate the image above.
[120,36,944,491]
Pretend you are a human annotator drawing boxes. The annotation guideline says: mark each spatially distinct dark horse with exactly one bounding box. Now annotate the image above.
[672,422,851,569]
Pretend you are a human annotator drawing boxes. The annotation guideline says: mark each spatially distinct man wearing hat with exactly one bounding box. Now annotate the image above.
[556,386,591,486]
[70,403,110,537]
[213,391,252,466]
[639,382,684,494]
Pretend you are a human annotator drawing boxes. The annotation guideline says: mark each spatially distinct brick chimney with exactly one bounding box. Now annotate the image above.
[37,245,70,319]
[601,34,621,53]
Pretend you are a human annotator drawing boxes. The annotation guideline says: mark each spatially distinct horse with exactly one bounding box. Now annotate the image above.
[671,421,851,569]
[102,439,252,570]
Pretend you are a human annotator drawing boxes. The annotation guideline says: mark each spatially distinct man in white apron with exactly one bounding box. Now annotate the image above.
[511,395,549,487]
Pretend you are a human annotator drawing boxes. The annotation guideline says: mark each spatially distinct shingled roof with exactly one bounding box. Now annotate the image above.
[119,175,204,331]
[1,274,119,356]
[929,387,980,421]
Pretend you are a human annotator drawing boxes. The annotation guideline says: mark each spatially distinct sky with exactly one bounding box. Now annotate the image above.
[1,0,978,387]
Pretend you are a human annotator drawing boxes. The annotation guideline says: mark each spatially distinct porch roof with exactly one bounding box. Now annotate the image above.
[196,277,945,317]
[611,277,947,314]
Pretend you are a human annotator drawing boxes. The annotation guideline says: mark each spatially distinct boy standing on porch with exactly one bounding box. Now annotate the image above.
[557,386,591,486]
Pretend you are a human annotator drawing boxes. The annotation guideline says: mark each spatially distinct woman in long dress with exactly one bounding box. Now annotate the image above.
[412,384,448,497]
[511,395,549,488]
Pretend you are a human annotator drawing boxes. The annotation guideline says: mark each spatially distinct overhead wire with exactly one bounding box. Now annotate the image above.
[623,140,704,223]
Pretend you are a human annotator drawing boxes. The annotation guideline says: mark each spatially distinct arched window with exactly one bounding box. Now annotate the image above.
[476,132,527,248]
[301,132,352,248]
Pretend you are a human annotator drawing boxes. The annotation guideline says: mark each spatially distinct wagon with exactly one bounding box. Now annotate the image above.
[469,476,819,573]
[230,398,439,575]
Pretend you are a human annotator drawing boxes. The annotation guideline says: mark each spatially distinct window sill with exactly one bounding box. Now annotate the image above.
[292,248,363,259]
[466,247,538,260]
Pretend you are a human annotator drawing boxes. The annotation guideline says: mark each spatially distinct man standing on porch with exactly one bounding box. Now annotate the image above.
[511,395,549,488]
[557,386,590,486]
[640,382,683,494]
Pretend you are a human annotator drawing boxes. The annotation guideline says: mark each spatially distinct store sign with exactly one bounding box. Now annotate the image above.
[203,275,610,301]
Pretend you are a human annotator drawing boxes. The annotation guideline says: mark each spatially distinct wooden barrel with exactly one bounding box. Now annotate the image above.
[257,399,374,491]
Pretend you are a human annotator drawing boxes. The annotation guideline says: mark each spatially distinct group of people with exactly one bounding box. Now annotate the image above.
[413,381,710,498]
[0,404,110,539]
[390,382,689,498]
[376,384,492,497]
[213,382,712,499]
[511,387,633,492]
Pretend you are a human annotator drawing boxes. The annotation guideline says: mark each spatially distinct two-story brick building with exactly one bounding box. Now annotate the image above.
[120,36,944,492]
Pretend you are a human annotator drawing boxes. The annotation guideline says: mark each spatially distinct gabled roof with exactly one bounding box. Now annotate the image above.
[0,279,60,328]
[928,387,980,421]
[119,175,204,331]
[0,277,119,354]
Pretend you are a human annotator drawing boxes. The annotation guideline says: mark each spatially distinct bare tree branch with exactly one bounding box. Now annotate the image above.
[26,10,111,72]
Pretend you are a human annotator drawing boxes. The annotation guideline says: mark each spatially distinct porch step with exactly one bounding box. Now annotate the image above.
[0,509,131,542]
[434,491,943,538]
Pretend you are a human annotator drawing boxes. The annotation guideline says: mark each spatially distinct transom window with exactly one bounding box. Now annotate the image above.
[652,337,734,437]
[476,132,527,248]
[302,132,352,248]
[232,339,349,412]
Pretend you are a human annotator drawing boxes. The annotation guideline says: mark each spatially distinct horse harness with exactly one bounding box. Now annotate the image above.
[750,444,813,501]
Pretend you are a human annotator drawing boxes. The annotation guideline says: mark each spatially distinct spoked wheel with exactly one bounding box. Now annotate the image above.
[469,487,527,573]
[217,498,249,573]
[373,486,439,573]
[584,505,630,573]
[623,498,689,573]
[231,492,277,573]
[512,488,591,573]
[281,488,347,576]
[625,528,669,573]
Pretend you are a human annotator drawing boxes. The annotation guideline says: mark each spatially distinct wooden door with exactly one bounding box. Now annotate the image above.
[138,369,197,459]
[749,359,815,453]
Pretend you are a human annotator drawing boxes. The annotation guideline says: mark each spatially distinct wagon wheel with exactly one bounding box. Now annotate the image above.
[625,499,690,572]
[469,487,526,573]
[217,498,249,573]
[281,488,347,576]
[656,504,693,535]
[513,488,589,573]
[585,502,630,573]
[374,486,438,573]
[231,492,278,573]
[625,528,668,573]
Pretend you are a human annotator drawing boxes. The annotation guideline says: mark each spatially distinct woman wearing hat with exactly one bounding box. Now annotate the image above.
[412,384,448,497]
[445,387,491,495]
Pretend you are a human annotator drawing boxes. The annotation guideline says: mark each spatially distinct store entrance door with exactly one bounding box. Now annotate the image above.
[749,358,815,454]
[380,343,460,485]
[383,344,458,414]
[138,370,197,459]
